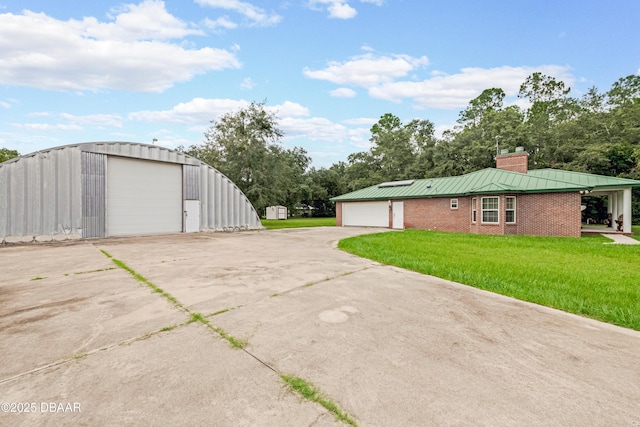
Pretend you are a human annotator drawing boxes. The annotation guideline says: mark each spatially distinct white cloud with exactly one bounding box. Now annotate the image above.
[309,0,382,19]
[0,99,17,109]
[307,51,574,110]
[240,77,255,89]
[10,112,123,132]
[129,98,250,124]
[330,87,357,97]
[0,3,240,92]
[203,16,238,30]
[12,123,83,131]
[85,0,203,41]
[328,2,357,19]
[342,117,376,125]
[304,53,429,87]
[195,0,282,26]
[369,65,574,109]
[267,101,310,117]
[59,113,124,128]
[280,117,348,140]
[129,98,314,125]
[127,97,371,152]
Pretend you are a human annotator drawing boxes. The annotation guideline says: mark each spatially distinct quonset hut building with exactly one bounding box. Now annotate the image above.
[0,142,263,243]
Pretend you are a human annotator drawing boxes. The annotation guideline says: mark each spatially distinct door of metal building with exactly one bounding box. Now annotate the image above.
[107,157,182,236]
[184,200,200,233]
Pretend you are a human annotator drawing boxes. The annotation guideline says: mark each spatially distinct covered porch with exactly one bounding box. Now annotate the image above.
[582,187,633,234]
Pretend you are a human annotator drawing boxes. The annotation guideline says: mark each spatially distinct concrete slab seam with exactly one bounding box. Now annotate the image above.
[0,322,186,385]
[272,266,375,299]
[95,246,360,426]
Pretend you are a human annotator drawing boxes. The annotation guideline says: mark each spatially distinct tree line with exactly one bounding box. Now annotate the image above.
[2,72,639,222]
[180,72,640,221]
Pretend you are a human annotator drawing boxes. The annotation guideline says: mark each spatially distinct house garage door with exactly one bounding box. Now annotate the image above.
[107,157,182,236]
[342,201,389,227]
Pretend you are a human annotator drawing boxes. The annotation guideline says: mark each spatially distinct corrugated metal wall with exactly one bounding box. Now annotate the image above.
[0,142,262,243]
[199,164,260,231]
[81,152,106,238]
[183,165,200,200]
[0,146,83,242]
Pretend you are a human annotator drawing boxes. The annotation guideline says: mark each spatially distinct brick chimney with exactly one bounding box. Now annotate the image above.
[496,147,529,174]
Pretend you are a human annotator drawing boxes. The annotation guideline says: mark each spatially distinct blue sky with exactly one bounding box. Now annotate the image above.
[1,0,639,167]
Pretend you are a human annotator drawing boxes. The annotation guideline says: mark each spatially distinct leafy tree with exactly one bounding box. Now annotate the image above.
[179,101,309,215]
[458,88,506,126]
[300,164,348,217]
[518,72,579,168]
[363,113,437,182]
[344,151,382,191]
[0,148,19,163]
[607,75,640,107]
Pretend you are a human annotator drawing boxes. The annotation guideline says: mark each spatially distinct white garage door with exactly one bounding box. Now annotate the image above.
[107,157,183,236]
[342,201,389,227]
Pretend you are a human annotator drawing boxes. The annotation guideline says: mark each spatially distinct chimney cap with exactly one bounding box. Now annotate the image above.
[515,146,525,153]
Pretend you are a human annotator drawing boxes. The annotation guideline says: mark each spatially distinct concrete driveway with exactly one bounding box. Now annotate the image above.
[1,227,640,426]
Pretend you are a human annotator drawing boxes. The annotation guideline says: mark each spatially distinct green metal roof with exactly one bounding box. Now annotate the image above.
[528,169,640,190]
[331,167,640,202]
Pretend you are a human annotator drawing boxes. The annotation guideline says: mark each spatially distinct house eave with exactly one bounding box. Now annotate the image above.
[332,187,590,203]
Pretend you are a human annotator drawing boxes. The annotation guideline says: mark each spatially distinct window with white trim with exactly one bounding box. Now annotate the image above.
[506,196,516,223]
[471,198,477,223]
[450,198,458,209]
[481,196,499,223]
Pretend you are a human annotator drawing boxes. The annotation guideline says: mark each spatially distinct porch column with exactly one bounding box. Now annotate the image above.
[610,192,618,228]
[623,187,632,233]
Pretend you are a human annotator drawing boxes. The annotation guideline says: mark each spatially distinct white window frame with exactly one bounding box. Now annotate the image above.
[471,198,477,223]
[481,196,499,224]
[450,198,458,210]
[506,196,516,224]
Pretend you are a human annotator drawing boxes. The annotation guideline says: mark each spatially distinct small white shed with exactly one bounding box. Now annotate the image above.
[266,205,287,220]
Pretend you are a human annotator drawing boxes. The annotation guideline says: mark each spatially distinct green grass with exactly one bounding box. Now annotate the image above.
[281,374,358,426]
[338,229,640,331]
[261,217,336,230]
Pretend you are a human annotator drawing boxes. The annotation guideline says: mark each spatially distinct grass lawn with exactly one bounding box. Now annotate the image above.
[338,229,640,331]
[261,217,336,230]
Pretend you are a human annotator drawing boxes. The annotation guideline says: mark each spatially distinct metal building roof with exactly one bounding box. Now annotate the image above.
[331,168,640,202]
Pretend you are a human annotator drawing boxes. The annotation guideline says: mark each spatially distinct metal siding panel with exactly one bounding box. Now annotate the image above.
[183,165,200,200]
[82,152,106,238]
[70,148,82,234]
[215,172,223,229]
[208,168,216,229]
[12,160,25,235]
[226,178,233,229]
[41,151,56,235]
[199,165,209,229]
[0,147,82,240]
[0,165,9,237]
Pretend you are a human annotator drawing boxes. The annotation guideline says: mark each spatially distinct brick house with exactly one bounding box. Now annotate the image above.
[331,149,640,237]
